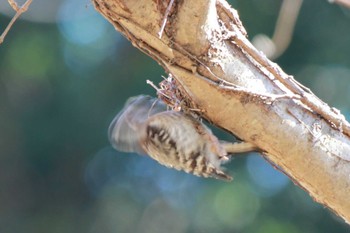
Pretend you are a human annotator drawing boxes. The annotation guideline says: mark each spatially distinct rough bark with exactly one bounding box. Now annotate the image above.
[93,0,350,224]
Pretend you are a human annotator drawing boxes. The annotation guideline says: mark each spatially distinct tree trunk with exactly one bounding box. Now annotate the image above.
[93,0,350,224]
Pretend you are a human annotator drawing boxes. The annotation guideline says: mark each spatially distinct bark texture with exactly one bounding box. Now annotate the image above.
[93,0,350,223]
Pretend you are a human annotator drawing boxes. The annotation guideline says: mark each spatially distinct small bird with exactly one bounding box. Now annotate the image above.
[108,95,257,181]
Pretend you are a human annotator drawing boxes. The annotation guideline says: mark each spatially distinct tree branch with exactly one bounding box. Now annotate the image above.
[93,0,350,224]
[329,0,350,8]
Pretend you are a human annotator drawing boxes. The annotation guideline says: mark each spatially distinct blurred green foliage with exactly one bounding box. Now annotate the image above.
[0,0,349,232]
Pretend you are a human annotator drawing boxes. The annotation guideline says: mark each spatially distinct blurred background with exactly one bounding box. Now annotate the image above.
[0,0,350,232]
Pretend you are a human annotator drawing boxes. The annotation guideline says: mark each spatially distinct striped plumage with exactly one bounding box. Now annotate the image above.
[108,95,232,181]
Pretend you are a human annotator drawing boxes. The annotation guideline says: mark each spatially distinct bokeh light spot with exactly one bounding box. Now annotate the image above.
[213,182,260,230]
[137,198,189,233]
[6,33,55,78]
[57,0,108,45]
[57,0,121,74]
[246,154,289,197]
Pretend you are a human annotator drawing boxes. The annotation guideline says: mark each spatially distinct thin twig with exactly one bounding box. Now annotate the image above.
[146,79,171,100]
[8,0,20,11]
[252,0,303,59]
[271,0,303,59]
[329,0,350,8]
[0,0,33,44]
[158,0,175,39]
